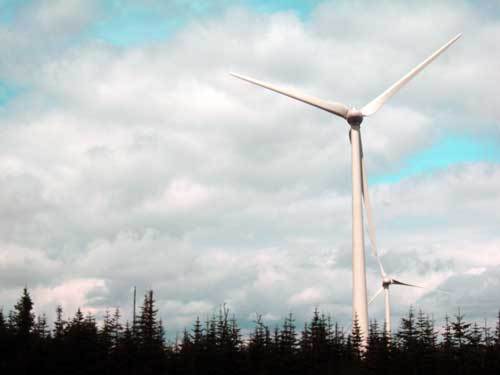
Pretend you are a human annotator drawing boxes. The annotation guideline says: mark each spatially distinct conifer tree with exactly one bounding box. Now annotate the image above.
[416,310,436,349]
[137,290,164,349]
[331,321,345,361]
[494,310,500,349]
[229,314,241,352]
[281,312,297,355]
[248,314,268,372]
[6,310,16,332]
[468,322,482,347]
[482,318,493,347]
[397,306,417,352]
[442,314,453,352]
[351,313,363,361]
[111,308,123,350]
[299,322,311,354]
[451,309,471,350]
[0,308,11,370]
[365,320,389,374]
[180,328,192,353]
[13,287,35,338]
[100,309,114,355]
[206,315,217,351]
[248,314,266,352]
[0,308,5,333]
[216,304,230,350]
[53,305,66,339]
[114,322,139,373]
[0,308,6,343]
[192,316,204,348]
[136,290,166,374]
[34,314,50,339]
[309,309,327,355]
[415,310,436,374]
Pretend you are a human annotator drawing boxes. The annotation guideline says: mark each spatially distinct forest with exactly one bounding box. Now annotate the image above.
[1,287,499,375]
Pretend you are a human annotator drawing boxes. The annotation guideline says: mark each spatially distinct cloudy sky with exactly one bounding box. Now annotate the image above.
[0,0,499,337]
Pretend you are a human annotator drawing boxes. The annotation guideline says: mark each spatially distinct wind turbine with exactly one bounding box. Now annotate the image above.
[230,33,461,342]
[368,251,425,337]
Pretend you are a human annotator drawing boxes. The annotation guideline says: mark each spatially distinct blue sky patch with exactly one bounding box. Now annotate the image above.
[88,2,178,47]
[0,81,21,107]
[372,135,500,184]
[246,0,319,19]
[84,0,319,47]
[0,0,28,24]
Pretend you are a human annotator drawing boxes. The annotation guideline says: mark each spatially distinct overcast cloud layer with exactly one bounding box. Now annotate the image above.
[0,0,499,337]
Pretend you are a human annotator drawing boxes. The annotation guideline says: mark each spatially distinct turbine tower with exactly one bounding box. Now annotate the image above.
[231,34,461,342]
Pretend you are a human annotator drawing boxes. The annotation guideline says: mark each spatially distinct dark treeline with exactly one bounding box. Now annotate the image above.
[1,288,500,374]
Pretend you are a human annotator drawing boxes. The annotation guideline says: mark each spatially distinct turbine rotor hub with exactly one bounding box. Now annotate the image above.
[347,109,364,126]
[382,277,392,287]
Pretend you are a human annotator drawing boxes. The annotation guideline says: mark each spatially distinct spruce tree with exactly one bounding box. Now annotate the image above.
[365,320,387,374]
[468,322,482,347]
[111,308,123,351]
[53,305,66,339]
[351,313,363,362]
[248,314,267,372]
[137,290,165,374]
[397,306,417,352]
[180,328,192,353]
[100,309,114,356]
[34,314,50,339]
[451,309,471,350]
[114,322,139,374]
[191,315,204,361]
[494,310,500,349]
[299,322,311,354]
[442,314,453,352]
[415,310,436,375]
[13,287,35,338]
[395,307,418,374]
[229,315,241,352]
[0,308,5,334]
[482,318,493,347]
[281,312,297,355]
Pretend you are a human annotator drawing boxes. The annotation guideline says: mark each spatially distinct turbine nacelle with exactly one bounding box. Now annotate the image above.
[346,108,364,126]
[382,277,392,287]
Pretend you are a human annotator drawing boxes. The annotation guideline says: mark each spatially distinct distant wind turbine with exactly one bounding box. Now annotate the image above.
[368,252,425,336]
[230,33,462,342]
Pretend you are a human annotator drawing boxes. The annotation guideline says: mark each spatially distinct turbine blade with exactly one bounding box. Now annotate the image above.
[369,287,384,305]
[392,279,451,294]
[359,135,386,277]
[391,279,425,288]
[361,33,462,116]
[230,72,349,119]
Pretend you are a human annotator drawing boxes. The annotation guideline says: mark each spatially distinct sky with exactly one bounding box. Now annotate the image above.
[0,0,499,339]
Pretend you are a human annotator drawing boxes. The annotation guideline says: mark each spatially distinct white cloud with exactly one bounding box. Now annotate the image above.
[0,1,499,334]
[289,287,324,305]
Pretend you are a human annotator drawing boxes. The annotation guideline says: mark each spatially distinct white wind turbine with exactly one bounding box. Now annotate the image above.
[367,242,450,337]
[368,251,425,337]
[230,33,461,342]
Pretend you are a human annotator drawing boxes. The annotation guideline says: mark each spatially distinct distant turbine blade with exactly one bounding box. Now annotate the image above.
[392,279,451,294]
[369,287,384,305]
[361,33,462,116]
[359,135,386,277]
[391,279,425,288]
[230,72,349,119]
